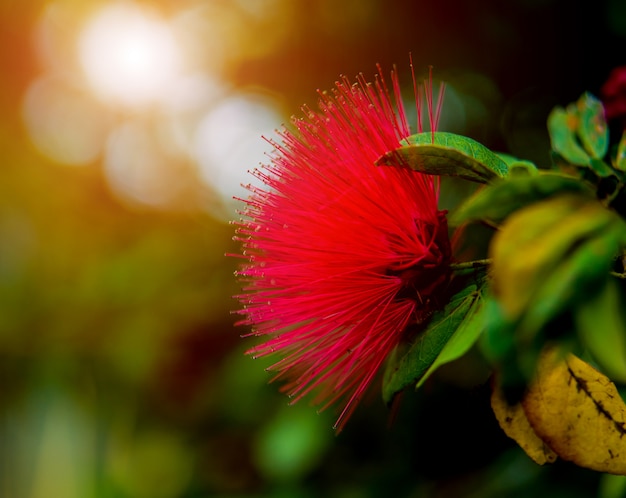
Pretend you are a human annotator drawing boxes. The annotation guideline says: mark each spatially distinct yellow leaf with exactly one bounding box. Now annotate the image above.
[490,194,609,319]
[523,349,626,475]
[491,382,558,465]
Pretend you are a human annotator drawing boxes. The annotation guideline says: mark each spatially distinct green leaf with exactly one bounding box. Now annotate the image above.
[495,153,539,176]
[480,296,538,391]
[480,296,516,364]
[452,172,593,226]
[577,92,608,160]
[577,278,626,384]
[485,196,626,386]
[517,226,623,340]
[490,195,615,320]
[382,283,483,404]
[509,162,539,177]
[599,473,626,498]
[589,158,615,178]
[415,288,485,388]
[376,131,508,183]
[547,107,591,167]
[614,130,626,172]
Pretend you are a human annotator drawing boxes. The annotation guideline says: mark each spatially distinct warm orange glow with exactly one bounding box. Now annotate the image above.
[22,76,109,166]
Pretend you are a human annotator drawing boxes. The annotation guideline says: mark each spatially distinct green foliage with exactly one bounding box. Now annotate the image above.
[495,153,539,175]
[599,474,626,498]
[547,106,592,166]
[253,403,333,483]
[489,195,621,324]
[377,131,509,183]
[380,89,626,476]
[547,92,618,185]
[576,279,626,383]
[547,93,609,167]
[382,281,485,404]
[515,227,622,340]
[451,172,593,226]
[614,131,626,172]
[577,92,609,160]
[414,287,486,389]
[478,194,626,387]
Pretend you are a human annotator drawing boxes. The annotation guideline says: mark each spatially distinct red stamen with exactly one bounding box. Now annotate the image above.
[233,61,451,432]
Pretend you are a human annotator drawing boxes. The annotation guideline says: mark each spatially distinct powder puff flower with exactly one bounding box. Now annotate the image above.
[233,64,452,431]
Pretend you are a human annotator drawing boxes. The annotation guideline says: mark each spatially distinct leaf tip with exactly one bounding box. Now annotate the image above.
[375,149,406,168]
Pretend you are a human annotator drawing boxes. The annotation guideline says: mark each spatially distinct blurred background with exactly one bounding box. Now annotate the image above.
[0,0,624,496]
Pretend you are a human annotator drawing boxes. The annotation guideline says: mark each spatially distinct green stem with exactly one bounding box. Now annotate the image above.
[450,259,492,271]
[603,180,624,208]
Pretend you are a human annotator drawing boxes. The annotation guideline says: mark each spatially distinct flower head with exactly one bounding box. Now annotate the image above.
[233,64,452,431]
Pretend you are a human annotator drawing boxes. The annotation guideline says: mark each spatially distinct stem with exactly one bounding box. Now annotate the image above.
[450,259,492,271]
[604,180,624,207]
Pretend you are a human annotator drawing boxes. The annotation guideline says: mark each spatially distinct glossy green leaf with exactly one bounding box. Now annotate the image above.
[577,278,626,383]
[547,107,591,167]
[382,284,483,404]
[614,130,626,172]
[376,131,508,183]
[577,92,608,160]
[415,289,485,388]
[452,173,592,226]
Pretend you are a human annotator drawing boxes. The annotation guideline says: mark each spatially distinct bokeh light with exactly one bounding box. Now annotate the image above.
[78,3,182,108]
[23,1,291,213]
[22,76,109,165]
[192,92,284,204]
[104,121,186,207]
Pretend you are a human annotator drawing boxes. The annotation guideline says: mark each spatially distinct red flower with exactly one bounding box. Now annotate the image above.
[602,65,626,123]
[233,65,452,431]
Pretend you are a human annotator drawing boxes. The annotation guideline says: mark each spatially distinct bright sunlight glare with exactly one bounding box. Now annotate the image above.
[78,4,182,108]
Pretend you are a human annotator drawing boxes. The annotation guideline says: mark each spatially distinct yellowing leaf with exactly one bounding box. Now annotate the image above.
[614,130,626,172]
[490,195,611,319]
[523,349,626,475]
[516,227,624,340]
[491,382,558,465]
